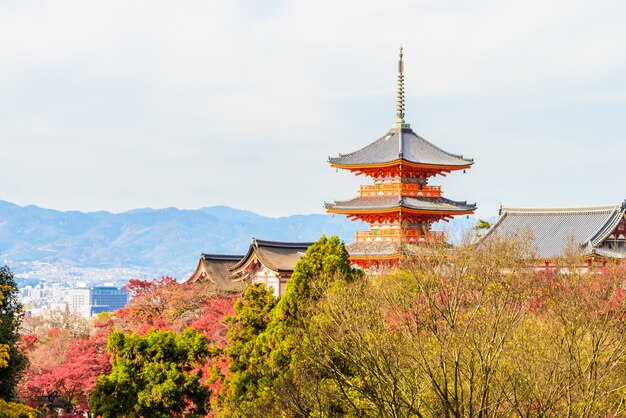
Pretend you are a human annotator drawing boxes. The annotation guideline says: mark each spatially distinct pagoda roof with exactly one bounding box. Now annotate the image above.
[347,240,449,258]
[229,239,313,274]
[328,127,473,169]
[325,195,476,214]
[186,253,245,292]
[481,202,626,259]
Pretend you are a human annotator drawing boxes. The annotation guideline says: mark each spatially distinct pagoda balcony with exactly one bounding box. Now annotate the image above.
[355,229,445,243]
[359,183,441,198]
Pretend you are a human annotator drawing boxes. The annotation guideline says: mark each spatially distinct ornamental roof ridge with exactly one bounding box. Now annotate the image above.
[252,238,315,249]
[500,204,623,215]
[200,253,244,261]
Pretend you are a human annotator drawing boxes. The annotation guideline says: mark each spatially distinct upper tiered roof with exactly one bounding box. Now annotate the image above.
[328,127,473,169]
[481,202,626,259]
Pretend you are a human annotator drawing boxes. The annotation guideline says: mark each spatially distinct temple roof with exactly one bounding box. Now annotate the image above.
[230,239,314,274]
[347,240,448,258]
[481,202,626,259]
[347,241,401,257]
[325,195,476,213]
[186,253,245,292]
[328,127,473,168]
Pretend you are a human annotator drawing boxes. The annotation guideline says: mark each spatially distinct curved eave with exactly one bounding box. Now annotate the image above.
[186,259,206,284]
[349,254,400,260]
[588,209,626,247]
[325,206,476,216]
[329,159,473,172]
[229,245,258,272]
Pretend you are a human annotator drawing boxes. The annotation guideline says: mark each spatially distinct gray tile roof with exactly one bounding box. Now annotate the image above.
[481,203,626,259]
[186,253,245,292]
[325,195,476,213]
[230,238,314,273]
[347,241,448,257]
[328,127,473,167]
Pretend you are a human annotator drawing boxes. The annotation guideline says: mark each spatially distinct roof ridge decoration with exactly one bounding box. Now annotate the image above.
[500,204,622,214]
[200,253,244,261]
[252,238,314,249]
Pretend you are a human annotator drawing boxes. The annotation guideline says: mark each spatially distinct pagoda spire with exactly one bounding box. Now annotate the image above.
[395,47,409,129]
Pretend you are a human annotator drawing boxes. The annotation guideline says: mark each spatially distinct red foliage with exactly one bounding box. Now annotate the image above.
[124,276,178,298]
[19,334,38,351]
[19,275,239,414]
[19,318,114,413]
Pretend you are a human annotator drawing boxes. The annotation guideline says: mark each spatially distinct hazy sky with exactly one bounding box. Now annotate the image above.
[1,0,626,218]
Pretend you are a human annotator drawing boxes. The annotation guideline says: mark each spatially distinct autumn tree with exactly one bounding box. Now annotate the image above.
[0,267,36,418]
[296,235,626,417]
[19,316,113,414]
[89,327,211,418]
[0,266,27,401]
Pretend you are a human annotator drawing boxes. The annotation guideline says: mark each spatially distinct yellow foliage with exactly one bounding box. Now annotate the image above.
[0,399,37,418]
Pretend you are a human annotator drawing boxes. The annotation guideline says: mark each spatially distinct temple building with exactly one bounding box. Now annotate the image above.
[481,202,626,268]
[325,48,476,269]
[187,239,312,297]
[187,253,245,292]
[229,239,312,297]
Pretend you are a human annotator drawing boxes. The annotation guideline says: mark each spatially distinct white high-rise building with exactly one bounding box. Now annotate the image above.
[68,287,91,317]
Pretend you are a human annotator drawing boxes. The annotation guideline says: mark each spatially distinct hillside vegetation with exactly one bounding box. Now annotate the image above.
[10,234,626,417]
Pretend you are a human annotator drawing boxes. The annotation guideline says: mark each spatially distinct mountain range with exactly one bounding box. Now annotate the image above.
[0,200,484,279]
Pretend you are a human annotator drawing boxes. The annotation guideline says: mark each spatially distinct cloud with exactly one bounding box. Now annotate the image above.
[0,0,625,218]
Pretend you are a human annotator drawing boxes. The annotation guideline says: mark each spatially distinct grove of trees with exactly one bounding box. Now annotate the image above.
[7,234,626,417]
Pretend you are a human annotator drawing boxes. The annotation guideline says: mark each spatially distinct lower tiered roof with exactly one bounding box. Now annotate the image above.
[325,196,476,214]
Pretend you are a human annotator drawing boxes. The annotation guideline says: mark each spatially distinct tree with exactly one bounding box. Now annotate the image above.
[216,235,361,416]
[0,398,37,418]
[295,235,626,416]
[472,218,492,230]
[215,284,277,416]
[19,317,113,414]
[0,266,27,401]
[89,327,211,418]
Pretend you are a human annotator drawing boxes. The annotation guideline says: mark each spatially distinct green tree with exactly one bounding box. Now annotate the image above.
[0,266,27,401]
[89,327,211,418]
[216,235,360,416]
[215,283,277,416]
[472,218,492,230]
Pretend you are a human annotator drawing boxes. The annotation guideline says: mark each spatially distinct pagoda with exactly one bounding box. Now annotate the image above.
[325,48,476,270]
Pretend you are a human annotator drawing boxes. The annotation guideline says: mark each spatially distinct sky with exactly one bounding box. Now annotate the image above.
[1,0,626,218]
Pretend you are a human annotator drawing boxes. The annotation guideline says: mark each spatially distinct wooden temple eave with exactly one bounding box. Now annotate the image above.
[331,160,472,178]
[329,207,475,219]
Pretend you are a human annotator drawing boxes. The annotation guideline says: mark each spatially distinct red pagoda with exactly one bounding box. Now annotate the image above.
[325,48,476,270]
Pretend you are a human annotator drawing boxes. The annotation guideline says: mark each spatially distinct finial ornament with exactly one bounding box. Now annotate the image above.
[394,46,409,129]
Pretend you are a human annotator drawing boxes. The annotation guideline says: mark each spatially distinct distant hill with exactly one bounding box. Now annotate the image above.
[0,200,489,279]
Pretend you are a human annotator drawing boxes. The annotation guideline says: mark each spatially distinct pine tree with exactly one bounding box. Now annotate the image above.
[89,328,211,418]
